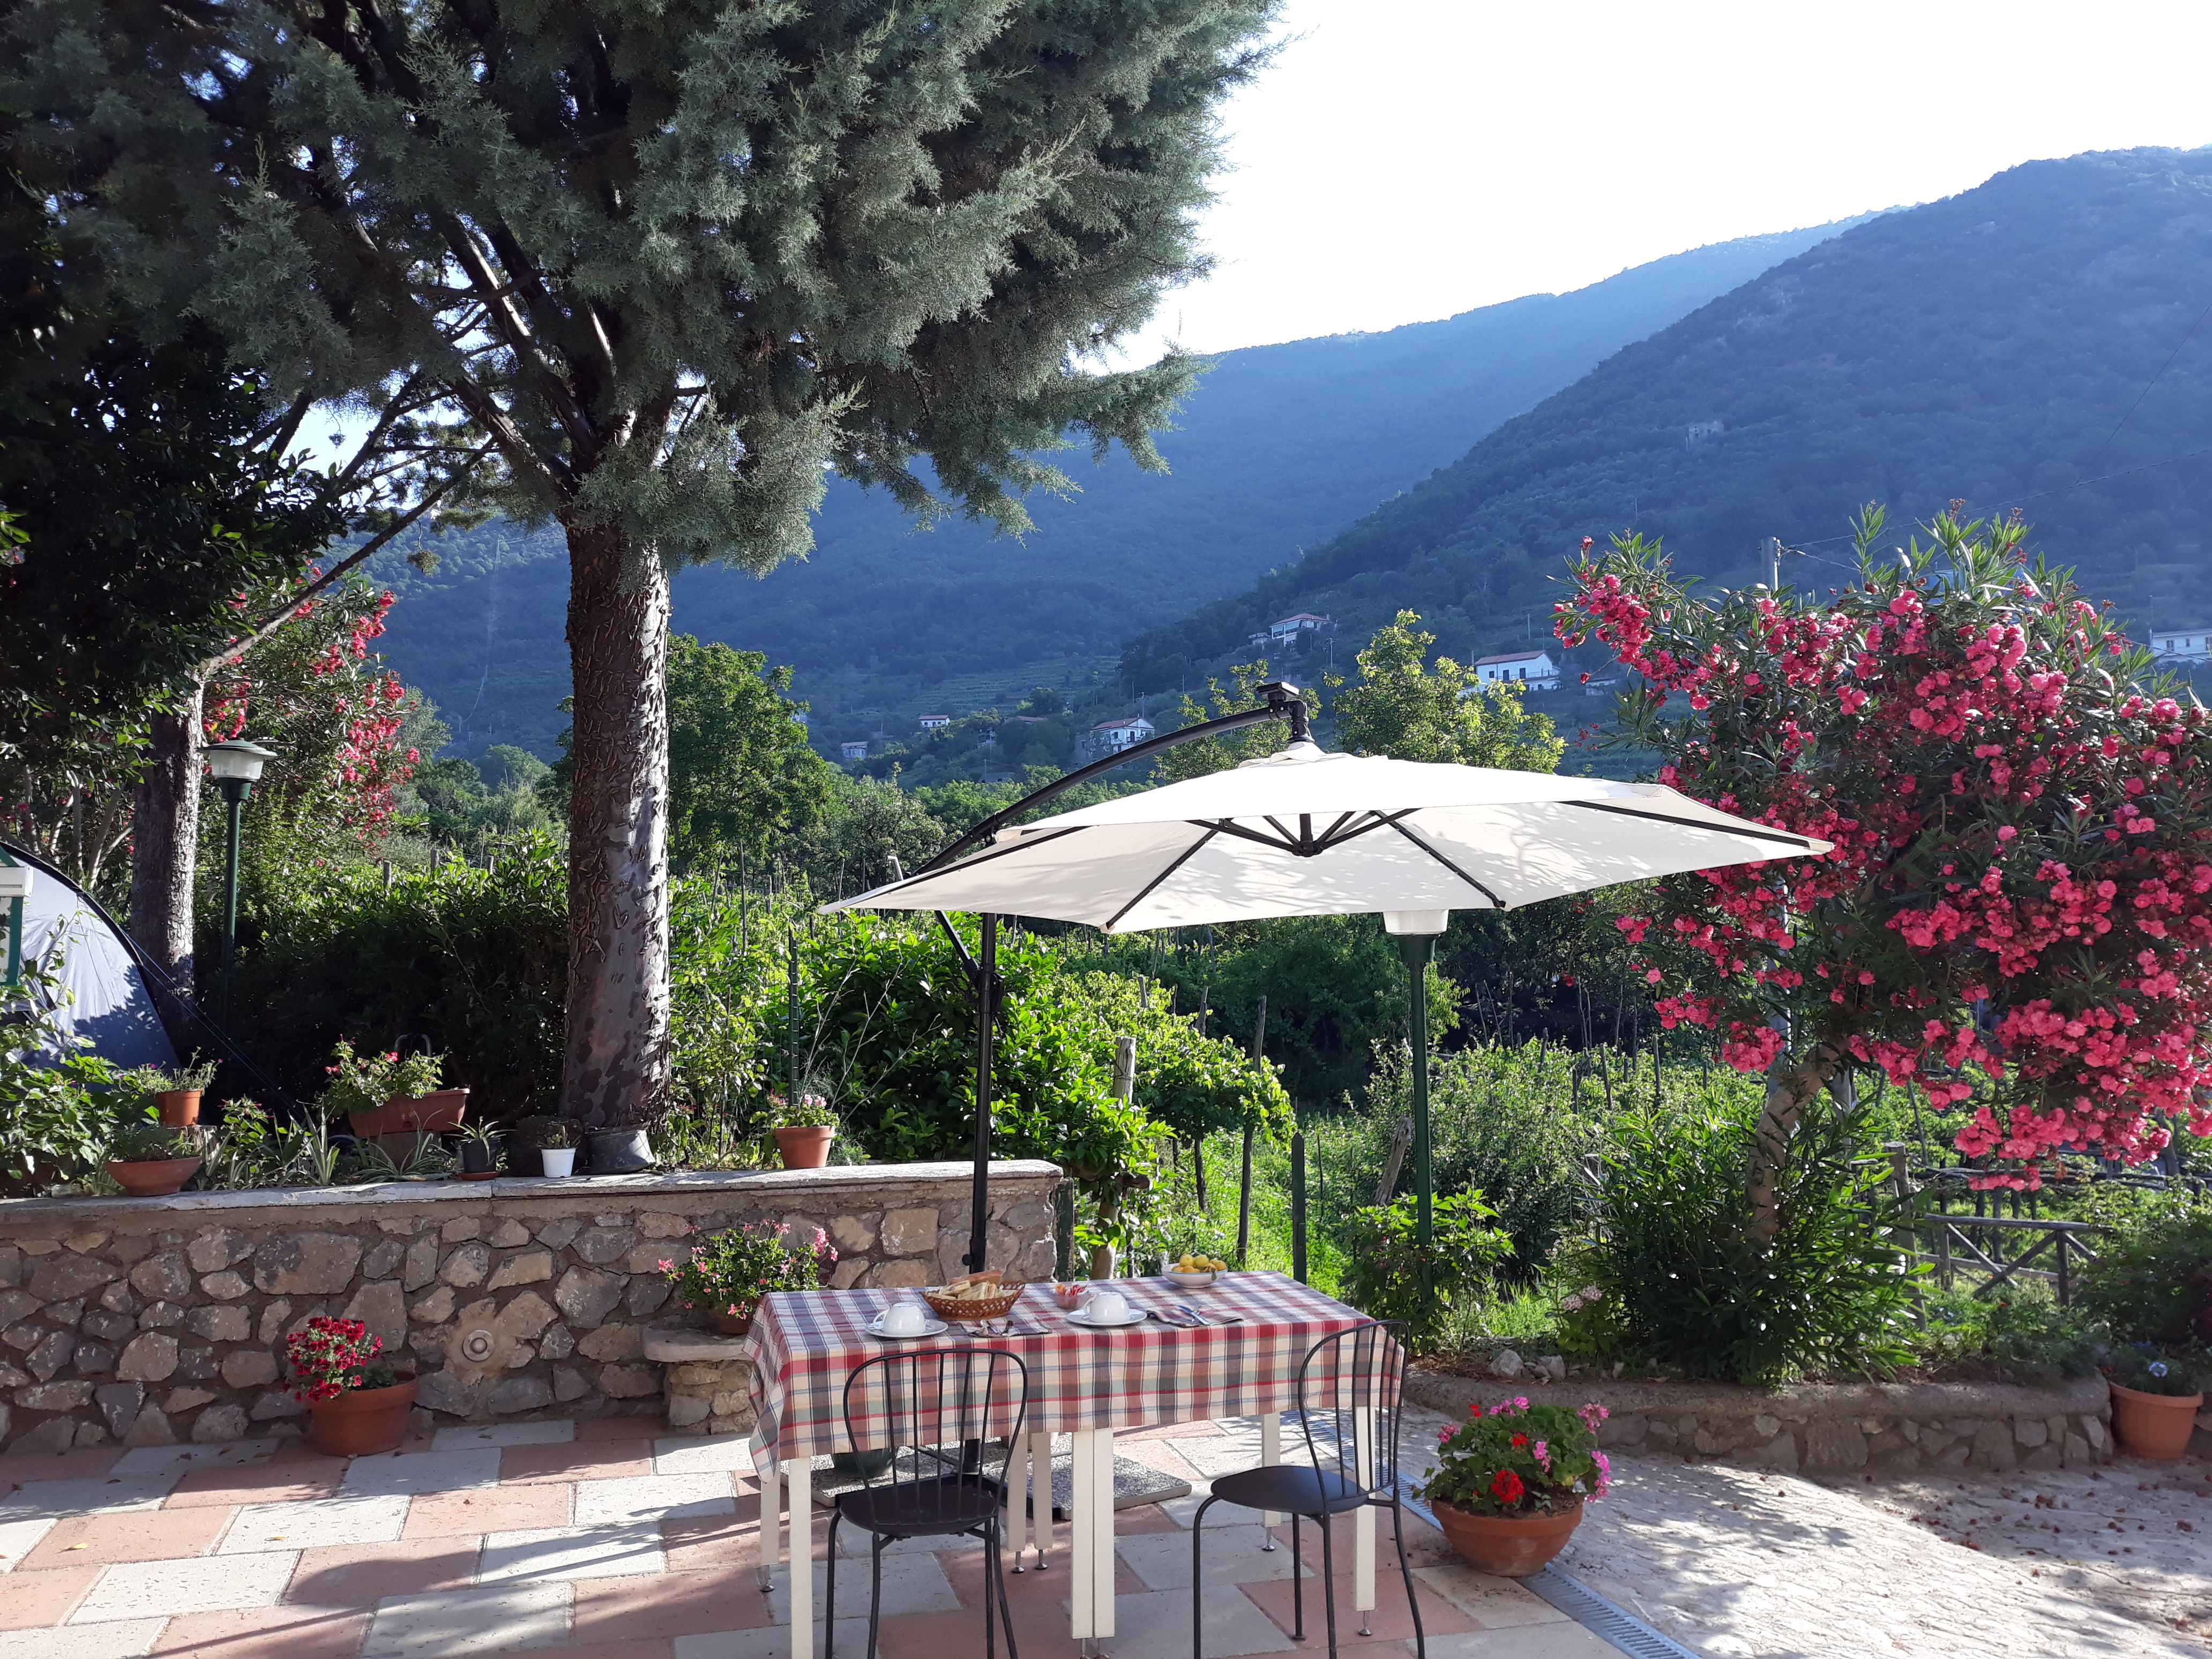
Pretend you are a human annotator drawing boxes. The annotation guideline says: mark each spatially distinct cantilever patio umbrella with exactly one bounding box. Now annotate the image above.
[825,698,1834,1282]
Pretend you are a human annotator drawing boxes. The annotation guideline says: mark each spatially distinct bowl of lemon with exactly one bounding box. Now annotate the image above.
[1165,1254,1227,1288]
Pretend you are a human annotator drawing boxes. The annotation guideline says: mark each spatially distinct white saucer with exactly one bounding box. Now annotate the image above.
[866,1316,950,1340]
[1065,1307,1148,1329]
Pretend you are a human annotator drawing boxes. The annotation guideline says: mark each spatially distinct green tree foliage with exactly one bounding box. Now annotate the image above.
[3,0,1277,1125]
[665,637,833,873]
[1332,611,1561,769]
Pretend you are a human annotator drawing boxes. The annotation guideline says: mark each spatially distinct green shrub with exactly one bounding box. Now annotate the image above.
[1573,1095,1923,1385]
[1338,1192,1510,1355]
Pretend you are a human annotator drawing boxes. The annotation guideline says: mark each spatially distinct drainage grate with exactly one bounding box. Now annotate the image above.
[1393,1485,1701,1659]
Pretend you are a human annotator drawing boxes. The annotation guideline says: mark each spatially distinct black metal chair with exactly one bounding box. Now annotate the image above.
[826,1347,1030,1659]
[1191,1321,1423,1659]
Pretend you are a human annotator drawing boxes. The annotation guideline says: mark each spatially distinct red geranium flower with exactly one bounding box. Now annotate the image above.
[1490,1469,1525,1504]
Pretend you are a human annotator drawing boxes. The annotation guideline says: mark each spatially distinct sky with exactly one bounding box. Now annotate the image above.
[1118,0,2212,363]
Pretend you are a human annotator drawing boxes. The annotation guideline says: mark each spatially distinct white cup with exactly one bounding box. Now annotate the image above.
[1084,1289,1130,1324]
[879,1300,926,1335]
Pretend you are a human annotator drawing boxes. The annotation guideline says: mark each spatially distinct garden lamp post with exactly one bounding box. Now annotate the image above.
[205,739,276,1028]
[0,853,32,988]
[1384,908,1448,1296]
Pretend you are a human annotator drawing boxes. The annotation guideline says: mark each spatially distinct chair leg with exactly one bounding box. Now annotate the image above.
[1389,1499,1424,1659]
[866,1534,886,1659]
[1191,1494,1221,1659]
[1318,1507,1340,1659]
[826,1513,841,1659]
[1289,1512,1304,1641]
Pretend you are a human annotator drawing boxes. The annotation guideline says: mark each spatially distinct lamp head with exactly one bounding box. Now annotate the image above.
[204,740,276,784]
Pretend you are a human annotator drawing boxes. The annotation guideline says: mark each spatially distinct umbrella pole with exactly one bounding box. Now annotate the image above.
[967,913,997,1272]
[1399,933,1438,1307]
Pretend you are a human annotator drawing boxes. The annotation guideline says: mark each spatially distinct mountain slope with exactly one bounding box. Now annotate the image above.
[1124,147,2212,690]
[369,220,1858,757]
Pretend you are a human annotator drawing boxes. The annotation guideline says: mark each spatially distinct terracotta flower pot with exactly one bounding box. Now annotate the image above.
[307,1376,419,1457]
[2108,1381,2206,1460]
[1428,1496,1583,1578]
[774,1125,834,1169]
[348,1088,468,1139]
[106,1156,202,1198]
[155,1089,201,1127]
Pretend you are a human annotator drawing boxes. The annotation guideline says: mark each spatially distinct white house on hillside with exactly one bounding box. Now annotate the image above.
[2151,627,2211,662]
[1475,649,1560,691]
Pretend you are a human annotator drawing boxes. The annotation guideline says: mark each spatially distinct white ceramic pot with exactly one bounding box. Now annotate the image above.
[540,1148,576,1177]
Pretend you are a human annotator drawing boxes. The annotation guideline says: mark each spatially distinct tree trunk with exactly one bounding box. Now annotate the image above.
[561,521,674,1126]
[1747,1038,1847,1242]
[129,679,205,1049]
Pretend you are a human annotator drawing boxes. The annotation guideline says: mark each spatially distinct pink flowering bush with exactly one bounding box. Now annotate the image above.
[1416,1396,1610,1517]
[1559,510,2212,1199]
[662,1219,836,1325]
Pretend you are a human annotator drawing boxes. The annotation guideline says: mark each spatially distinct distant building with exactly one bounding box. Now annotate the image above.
[840,740,869,761]
[1248,612,1334,650]
[918,714,952,730]
[1089,715,1156,757]
[2151,627,2212,661]
[1474,649,1560,691]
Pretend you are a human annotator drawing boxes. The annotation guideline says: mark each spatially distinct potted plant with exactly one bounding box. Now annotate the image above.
[2104,1345,2206,1460]
[286,1316,417,1456]
[123,1055,220,1126]
[538,1120,577,1177]
[772,1092,837,1169]
[103,1121,205,1197]
[456,1120,503,1180]
[317,1039,467,1152]
[661,1219,836,1334]
[1415,1396,1612,1577]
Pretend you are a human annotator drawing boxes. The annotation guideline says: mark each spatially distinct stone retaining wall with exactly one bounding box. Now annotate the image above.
[1406,1369,2116,1479]
[0,1160,1060,1455]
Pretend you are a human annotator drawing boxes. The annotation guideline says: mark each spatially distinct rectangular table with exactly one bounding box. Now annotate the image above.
[743,1272,1374,1659]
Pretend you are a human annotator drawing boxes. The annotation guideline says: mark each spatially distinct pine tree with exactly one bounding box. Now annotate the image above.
[3,0,1275,1120]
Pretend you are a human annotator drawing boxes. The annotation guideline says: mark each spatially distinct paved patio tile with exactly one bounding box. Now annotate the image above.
[0,1519,57,1570]
[71,1551,299,1624]
[480,1524,667,1582]
[1118,1527,1298,1591]
[112,1442,281,1477]
[20,1507,231,1569]
[0,1564,102,1630]
[574,1473,736,1527]
[1410,1564,1574,1630]
[402,1480,572,1537]
[283,1538,482,1607]
[148,1605,372,1659]
[361,1582,571,1658]
[340,1449,501,1499]
[217,1494,412,1553]
[651,1437,754,1477]
[502,1440,655,1486]
[165,1460,348,1509]
[0,1477,178,1522]
[433,1422,576,1452]
[572,1569,777,1642]
[1238,1569,1475,1644]
[0,1618,167,1658]
[0,1450,125,1483]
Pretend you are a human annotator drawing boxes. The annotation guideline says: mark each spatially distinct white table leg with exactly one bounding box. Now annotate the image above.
[1069,1428,1115,1652]
[1259,1411,1283,1539]
[786,1455,813,1659]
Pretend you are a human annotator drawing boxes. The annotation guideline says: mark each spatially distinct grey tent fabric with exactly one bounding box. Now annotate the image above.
[9,848,177,1073]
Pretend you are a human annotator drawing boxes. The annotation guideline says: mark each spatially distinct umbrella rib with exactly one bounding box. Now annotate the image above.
[1105,826,1224,931]
[1386,819,1507,909]
[1563,799,1820,851]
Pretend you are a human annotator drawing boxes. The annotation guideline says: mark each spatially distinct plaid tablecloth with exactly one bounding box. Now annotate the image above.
[742,1271,1371,1468]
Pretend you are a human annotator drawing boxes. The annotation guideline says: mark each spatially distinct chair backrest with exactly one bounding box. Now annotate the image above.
[1292,1320,1408,1498]
[840,1347,1030,1519]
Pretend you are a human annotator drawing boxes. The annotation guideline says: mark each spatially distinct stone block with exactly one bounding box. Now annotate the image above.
[188,1228,252,1274]
[403,1232,440,1291]
[344,1281,408,1353]
[553,1365,592,1402]
[487,1375,553,1414]
[124,1405,176,1447]
[191,1403,249,1442]
[71,1341,116,1374]
[489,1219,532,1248]
[555,1268,624,1326]
[881,1208,938,1256]
[599,1364,660,1399]
[28,1253,118,1302]
[641,1212,690,1239]
[875,1259,931,1289]
[258,1301,293,1344]
[488,1250,554,1289]
[117,1333,180,1383]
[416,1367,477,1416]
[412,1287,457,1325]
[189,1305,251,1343]
[130,1252,192,1302]
[440,1242,491,1288]
[16,1380,94,1410]
[2014,1416,2048,1448]
[442,1217,481,1243]
[537,1219,583,1251]
[252,1232,364,1296]
[578,1325,643,1362]
[221,1350,280,1388]
[1969,1419,2017,1473]
[199,1272,249,1301]
[249,1389,307,1420]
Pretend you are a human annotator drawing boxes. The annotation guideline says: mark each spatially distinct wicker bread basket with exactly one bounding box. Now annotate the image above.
[922,1281,1025,1322]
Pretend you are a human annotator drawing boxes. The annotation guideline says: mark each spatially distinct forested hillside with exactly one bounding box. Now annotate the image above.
[369,222,1852,757]
[1124,146,2212,691]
